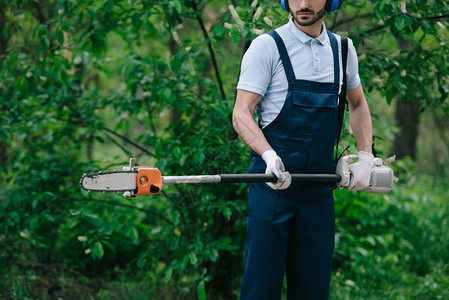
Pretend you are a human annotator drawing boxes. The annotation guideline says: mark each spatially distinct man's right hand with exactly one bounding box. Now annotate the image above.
[262,150,292,190]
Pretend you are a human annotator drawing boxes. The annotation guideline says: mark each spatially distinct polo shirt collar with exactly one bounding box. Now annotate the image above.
[287,18,327,45]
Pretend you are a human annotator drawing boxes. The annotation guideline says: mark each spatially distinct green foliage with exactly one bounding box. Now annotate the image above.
[1,0,448,299]
[345,0,449,107]
[332,168,449,299]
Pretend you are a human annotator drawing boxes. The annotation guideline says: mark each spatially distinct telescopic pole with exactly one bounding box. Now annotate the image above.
[162,173,342,184]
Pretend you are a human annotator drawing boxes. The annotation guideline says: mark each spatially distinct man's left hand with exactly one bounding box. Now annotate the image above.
[347,151,374,191]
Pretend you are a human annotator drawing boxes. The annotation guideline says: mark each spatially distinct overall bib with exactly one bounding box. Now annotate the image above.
[240,30,341,300]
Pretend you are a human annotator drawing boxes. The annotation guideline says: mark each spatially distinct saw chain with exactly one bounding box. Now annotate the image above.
[79,158,163,197]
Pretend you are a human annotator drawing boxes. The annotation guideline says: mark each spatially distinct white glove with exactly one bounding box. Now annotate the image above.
[347,151,374,191]
[262,150,292,190]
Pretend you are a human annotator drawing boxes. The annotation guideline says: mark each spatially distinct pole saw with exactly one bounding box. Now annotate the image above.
[80,156,394,198]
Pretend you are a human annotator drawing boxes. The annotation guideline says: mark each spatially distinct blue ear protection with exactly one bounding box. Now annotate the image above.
[280,0,343,13]
[280,0,290,12]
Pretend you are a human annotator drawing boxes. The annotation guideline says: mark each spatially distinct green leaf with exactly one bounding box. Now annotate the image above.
[31,198,39,209]
[385,89,394,105]
[104,1,114,12]
[129,227,139,242]
[213,24,224,38]
[197,280,207,300]
[102,240,116,253]
[395,16,405,31]
[230,26,240,43]
[10,211,20,224]
[180,154,187,167]
[173,0,182,14]
[173,146,181,159]
[29,215,39,230]
[67,218,78,229]
[215,237,236,251]
[132,12,140,28]
[422,19,433,34]
[137,256,146,268]
[92,242,104,260]
[208,249,219,262]
[222,207,232,220]
[379,0,386,12]
[164,267,173,283]
[56,30,64,45]
[40,35,50,50]
[162,87,174,102]
[170,56,181,73]
[189,252,198,265]
[155,139,163,156]
[182,254,190,270]
[86,8,96,18]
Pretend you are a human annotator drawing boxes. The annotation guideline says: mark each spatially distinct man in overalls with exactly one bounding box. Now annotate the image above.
[232,0,374,299]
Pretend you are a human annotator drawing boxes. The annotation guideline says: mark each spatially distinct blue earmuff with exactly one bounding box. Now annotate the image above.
[327,0,342,12]
[279,0,343,13]
[280,0,289,12]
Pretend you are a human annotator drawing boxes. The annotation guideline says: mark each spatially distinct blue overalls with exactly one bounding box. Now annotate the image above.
[240,29,341,300]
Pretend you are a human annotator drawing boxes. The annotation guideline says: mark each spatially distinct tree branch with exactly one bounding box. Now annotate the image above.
[364,24,385,35]
[104,132,134,157]
[101,127,155,157]
[190,0,227,101]
[330,13,372,30]
[361,14,449,36]
[420,14,449,21]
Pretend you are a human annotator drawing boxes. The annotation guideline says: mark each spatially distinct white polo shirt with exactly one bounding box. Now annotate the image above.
[237,19,361,128]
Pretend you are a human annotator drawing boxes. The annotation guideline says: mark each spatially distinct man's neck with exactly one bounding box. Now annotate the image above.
[293,18,324,38]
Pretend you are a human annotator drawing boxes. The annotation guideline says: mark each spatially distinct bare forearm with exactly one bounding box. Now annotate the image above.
[232,90,274,155]
[349,98,372,153]
[347,85,373,154]
[233,109,272,156]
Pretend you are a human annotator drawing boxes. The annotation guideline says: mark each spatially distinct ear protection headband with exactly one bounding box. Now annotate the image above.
[280,0,342,13]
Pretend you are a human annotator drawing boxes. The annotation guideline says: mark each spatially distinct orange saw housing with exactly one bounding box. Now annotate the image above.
[136,168,163,195]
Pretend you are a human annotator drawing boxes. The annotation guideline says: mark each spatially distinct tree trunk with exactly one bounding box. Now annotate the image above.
[394,99,420,160]
[393,37,420,160]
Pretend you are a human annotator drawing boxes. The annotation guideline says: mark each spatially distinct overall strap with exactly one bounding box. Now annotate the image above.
[335,36,349,161]
[267,30,296,81]
[327,31,340,84]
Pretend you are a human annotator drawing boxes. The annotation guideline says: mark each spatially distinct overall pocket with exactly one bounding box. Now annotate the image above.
[292,89,338,137]
[248,183,280,222]
[247,152,280,222]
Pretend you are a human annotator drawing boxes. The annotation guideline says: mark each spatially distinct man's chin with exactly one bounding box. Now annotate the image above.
[293,14,324,27]
[298,22,312,26]
[295,19,316,27]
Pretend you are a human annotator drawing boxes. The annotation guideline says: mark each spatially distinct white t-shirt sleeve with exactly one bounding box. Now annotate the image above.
[346,38,361,90]
[236,34,277,96]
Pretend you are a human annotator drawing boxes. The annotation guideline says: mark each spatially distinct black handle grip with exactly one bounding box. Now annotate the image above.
[218,174,341,183]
